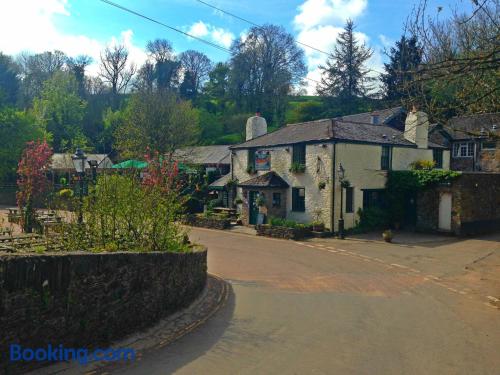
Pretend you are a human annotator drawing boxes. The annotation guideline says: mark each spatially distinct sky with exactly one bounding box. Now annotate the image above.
[0,0,472,93]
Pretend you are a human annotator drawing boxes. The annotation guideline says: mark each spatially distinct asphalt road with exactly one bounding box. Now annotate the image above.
[118,228,500,375]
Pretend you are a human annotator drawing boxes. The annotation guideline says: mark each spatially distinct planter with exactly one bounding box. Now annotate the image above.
[256,224,311,240]
[382,230,393,243]
[312,223,325,232]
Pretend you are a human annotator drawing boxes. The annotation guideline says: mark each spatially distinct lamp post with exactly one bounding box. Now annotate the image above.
[71,148,87,224]
[338,163,345,239]
[87,159,98,183]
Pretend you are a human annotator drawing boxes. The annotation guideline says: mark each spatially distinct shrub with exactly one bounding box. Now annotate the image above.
[357,207,389,230]
[290,162,306,173]
[269,217,299,228]
[58,188,74,199]
[410,159,436,170]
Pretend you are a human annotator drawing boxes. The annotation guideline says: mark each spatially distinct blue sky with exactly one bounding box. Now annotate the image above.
[1,0,471,93]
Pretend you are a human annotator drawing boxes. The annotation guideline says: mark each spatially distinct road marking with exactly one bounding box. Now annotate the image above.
[487,296,500,303]
[327,249,338,253]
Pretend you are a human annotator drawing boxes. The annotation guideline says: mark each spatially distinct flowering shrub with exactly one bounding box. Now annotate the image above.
[16,140,53,232]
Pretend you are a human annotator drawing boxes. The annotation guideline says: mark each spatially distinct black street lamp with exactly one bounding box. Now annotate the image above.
[71,148,87,224]
[338,163,345,239]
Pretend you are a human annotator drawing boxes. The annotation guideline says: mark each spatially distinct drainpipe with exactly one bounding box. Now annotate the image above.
[331,142,337,233]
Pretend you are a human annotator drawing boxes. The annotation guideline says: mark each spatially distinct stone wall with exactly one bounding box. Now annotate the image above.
[0,250,207,373]
[184,215,231,229]
[416,173,500,235]
[256,224,311,240]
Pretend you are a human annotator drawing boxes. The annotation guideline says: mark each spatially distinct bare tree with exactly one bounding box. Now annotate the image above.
[179,50,213,93]
[403,0,499,125]
[99,44,136,95]
[85,76,106,95]
[146,39,175,63]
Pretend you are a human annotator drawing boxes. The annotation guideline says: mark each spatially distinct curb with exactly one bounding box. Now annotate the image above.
[31,274,230,374]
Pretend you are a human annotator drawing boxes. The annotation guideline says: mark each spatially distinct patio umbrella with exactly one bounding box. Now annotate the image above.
[112,160,148,169]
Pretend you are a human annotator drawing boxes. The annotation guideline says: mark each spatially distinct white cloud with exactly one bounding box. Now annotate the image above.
[293,0,380,94]
[186,21,234,48]
[0,0,146,77]
[294,0,368,30]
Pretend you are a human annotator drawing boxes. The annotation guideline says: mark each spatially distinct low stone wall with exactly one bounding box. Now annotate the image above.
[184,215,231,230]
[256,224,311,240]
[0,250,207,373]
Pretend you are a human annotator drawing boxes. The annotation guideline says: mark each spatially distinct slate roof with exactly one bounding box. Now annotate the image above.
[51,154,113,170]
[238,171,289,188]
[339,107,405,124]
[230,116,445,149]
[173,145,231,165]
[445,113,500,140]
[208,173,232,190]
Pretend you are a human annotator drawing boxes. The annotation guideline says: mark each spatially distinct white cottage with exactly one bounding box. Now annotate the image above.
[229,107,450,231]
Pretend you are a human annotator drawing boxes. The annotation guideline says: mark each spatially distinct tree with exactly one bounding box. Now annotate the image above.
[381,36,422,101]
[179,50,212,94]
[229,24,307,126]
[115,91,199,158]
[99,44,136,96]
[286,101,325,123]
[146,38,180,91]
[134,61,156,93]
[17,50,67,105]
[66,55,93,97]
[0,53,20,107]
[16,140,53,232]
[317,20,374,101]
[179,71,196,100]
[404,0,500,122]
[203,62,230,113]
[0,109,46,183]
[32,71,87,152]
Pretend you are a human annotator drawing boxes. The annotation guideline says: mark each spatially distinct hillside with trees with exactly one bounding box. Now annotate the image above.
[0,0,498,184]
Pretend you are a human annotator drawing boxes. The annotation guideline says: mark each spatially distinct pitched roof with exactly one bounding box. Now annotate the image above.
[238,171,289,188]
[51,154,113,170]
[445,113,500,140]
[339,107,404,124]
[208,173,232,190]
[173,145,231,165]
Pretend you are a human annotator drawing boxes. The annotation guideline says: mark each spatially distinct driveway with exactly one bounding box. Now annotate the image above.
[116,228,500,375]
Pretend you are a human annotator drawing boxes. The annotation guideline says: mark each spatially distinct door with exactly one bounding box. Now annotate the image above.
[438,192,452,231]
[248,191,259,225]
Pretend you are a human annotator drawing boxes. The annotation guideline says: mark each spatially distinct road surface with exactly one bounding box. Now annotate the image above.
[117,228,500,375]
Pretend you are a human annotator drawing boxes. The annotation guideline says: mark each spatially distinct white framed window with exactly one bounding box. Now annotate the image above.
[453,142,474,158]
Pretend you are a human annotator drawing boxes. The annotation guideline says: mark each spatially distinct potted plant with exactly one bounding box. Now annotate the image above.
[290,162,306,173]
[318,181,326,190]
[312,221,325,232]
[382,229,393,243]
[246,165,257,174]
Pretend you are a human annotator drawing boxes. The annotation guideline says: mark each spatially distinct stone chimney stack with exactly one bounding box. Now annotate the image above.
[246,111,267,141]
[404,106,429,149]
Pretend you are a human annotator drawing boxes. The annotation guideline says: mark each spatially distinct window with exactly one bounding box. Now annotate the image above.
[453,142,474,157]
[272,193,281,208]
[292,187,305,212]
[247,149,256,170]
[345,187,354,213]
[363,189,387,210]
[433,149,443,168]
[482,141,497,150]
[381,146,392,170]
[292,144,306,166]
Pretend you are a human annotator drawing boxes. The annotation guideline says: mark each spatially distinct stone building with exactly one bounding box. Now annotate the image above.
[429,112,499,172]
[229,108,450,230]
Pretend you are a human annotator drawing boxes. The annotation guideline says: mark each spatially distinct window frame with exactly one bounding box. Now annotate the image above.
[291,187,305,212]
[453,142,474,158]
[247,149,256,170]
[292,143,306,166]
[380,146,392,170]
[433,149,443,169]
[345,186,354,213]
[482,141,497,150]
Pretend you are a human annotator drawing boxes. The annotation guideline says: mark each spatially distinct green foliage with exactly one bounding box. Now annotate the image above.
[357,207,390,230]
[410,159,436,170]
[269,217,300,228]
[0,52,20,107]
[290,162,306,173]
[286,101,325,123]
[32,71,87,152]
[0,108,46,183]
[115,91,199,158]
[63,174,189,253]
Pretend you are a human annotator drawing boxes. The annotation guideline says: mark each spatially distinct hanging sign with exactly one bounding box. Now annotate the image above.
[255,150,271,170]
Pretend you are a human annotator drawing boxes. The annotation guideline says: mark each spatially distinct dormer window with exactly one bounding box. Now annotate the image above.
[371,114,379,125]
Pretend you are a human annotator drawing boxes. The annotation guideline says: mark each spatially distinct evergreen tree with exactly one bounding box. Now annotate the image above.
[317,20,374,101]
[381,36,422,101]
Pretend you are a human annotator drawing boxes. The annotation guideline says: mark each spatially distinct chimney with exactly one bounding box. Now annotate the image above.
[404,107,429,149]
[246,112,267,141]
